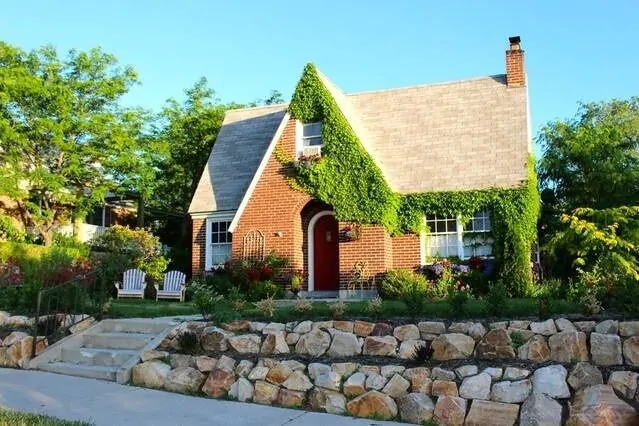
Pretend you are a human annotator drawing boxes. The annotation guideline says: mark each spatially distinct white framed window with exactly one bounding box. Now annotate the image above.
[462,210,493,258]
[209,220,232,268]
[421,210,493,263]
[297,121,323,159]
[423,214,460,259]
[302,122,322,147]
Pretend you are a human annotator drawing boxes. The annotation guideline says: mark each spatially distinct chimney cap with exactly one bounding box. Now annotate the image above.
[509,36,521,45]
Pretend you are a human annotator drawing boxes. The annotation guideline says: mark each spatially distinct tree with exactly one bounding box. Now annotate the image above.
[538,98,639,278]
[151,77,228,213]
[0,42,159,245]
[538,98,639,210]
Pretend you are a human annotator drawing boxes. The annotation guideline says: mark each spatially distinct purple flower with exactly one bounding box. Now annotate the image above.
[454,264,470,273]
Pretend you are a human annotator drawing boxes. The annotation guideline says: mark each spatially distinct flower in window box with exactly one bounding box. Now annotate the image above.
[340,225,360,241]
[298,154,321,168]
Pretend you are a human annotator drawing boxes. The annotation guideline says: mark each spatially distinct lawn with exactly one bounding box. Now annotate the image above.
[106,297,581,321]
[0,410,92,426]
[106,299,199,318]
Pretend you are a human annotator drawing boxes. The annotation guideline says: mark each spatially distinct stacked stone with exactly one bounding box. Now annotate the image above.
[0,330,47,368]
[146,318,639,424]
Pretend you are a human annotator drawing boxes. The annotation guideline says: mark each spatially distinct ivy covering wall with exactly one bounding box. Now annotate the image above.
[284,63,541,295]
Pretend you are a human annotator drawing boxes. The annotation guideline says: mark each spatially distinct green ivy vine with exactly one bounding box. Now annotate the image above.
[284,63,540,295]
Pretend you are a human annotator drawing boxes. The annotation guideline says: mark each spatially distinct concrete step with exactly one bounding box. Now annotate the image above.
[100,320,172,335]
[40,362,118,381]
[61,347,139,366]
[83,332,154,350]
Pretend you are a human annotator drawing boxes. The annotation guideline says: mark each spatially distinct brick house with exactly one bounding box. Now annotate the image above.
[189,36,532,298]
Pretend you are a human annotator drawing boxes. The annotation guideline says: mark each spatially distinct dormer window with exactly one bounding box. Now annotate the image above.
[302,122,322,147]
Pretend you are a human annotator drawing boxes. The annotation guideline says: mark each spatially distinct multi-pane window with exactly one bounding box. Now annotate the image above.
[422,210,493,262]
[424,214,460,258]
[302,122,322,147]
[463,210,493,258]
[210,220,232,267]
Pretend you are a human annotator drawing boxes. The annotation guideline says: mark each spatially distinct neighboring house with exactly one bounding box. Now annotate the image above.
[57,193,139,242]
[189,37,534,298]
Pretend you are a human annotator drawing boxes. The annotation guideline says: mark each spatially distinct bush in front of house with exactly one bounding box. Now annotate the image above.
[90,225,168,283]
[379,268,428,300]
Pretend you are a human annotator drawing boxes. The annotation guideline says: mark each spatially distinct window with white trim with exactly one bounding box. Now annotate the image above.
[421,210,493,262]
[423,214,459,258]
[462,210,493,258]
[302,122,322,147]
[210,220,232,267]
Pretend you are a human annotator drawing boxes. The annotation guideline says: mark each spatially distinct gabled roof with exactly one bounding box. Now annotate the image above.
[348,75,530,194]
[189,69,529,215]
[188,104,287,214]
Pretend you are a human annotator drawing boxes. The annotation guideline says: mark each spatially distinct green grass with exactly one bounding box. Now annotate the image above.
[106,299,199,318]
[0,410,92,426]
[106,297,581,321]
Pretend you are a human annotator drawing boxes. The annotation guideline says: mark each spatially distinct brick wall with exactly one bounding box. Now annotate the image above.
[338,223,392,290]
[392,234,421,269]
[232,118,312,274]
[192,218,206,276]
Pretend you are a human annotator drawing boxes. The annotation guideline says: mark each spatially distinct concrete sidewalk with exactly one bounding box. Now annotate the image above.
[0,368,404,426]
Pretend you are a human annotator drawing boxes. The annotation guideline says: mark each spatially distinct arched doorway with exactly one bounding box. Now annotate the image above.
[308,211,339,292]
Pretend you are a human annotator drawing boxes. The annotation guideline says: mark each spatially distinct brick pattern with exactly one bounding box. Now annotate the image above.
[337,223,392,290]
[191,116,430,290]
[232,118,312,275]
[506,43,526,87]
[191,218,206,276]
[391,234,421,269]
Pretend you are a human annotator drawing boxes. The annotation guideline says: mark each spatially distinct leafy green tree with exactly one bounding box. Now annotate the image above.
[151,77,228,212]
[0,41,159,245]
[538,98,639,278]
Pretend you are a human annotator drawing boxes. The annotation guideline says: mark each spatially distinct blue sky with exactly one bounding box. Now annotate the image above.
[2,1,638,147]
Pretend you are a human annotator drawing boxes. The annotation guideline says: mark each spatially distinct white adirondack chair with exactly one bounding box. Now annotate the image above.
[114,268,146,299]
[155,270,187,302]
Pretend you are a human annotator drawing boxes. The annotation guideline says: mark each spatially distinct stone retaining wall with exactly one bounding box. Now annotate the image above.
[159,318,639,368]
[140,318,639,425]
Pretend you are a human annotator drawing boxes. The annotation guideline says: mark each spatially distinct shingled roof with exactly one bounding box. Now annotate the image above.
[189,71,529,214]
[188,104,286,214]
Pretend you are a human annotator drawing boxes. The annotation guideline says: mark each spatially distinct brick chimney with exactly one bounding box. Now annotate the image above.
[506,36,525,87]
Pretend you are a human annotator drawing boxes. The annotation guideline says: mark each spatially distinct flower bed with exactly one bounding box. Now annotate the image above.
[129,317,639,424]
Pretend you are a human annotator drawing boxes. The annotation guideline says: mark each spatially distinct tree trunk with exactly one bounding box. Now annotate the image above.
[41,230,53,246]
[137,196,145,228]
[73,213,84,242]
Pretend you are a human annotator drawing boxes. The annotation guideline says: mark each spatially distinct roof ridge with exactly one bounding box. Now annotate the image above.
[225,103,288,113]
[345,74,507,96]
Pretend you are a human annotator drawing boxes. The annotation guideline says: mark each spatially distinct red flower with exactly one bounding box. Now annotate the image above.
[441,258,451,268]
[261,265,273,279]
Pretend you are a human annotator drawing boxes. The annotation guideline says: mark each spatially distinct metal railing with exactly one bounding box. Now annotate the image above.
[30,266,119,357]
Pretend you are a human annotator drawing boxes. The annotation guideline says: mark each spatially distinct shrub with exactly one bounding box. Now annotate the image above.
[0,214,24,243]
[204,272,235,296]
[380,269,427,300]
[293,297,313,314]
[90,225,168,282]
[510,331,525,350]
[254,295,277,318]
[190,281,224,321]
[227,287,247,312]
[177,331,199,355]
[365,296,383,316]
[447,282,472,316]
[402,282,427,317]
[486,281,509,317]
[409,342,434,364]
[329,301,347,318]
[247,280,283,302]
[458,269,490,295]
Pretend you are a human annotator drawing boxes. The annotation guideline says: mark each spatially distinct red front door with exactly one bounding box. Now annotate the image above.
[313,214,340,291]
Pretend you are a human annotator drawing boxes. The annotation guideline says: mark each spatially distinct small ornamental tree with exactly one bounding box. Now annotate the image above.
[90,225,168,282]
